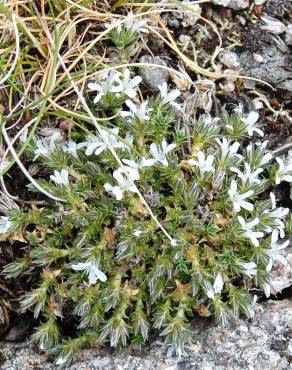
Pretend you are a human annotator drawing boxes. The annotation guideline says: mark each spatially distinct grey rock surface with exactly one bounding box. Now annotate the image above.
[139,55,168,89]
[240,47,292,95]
[1,300,291,370]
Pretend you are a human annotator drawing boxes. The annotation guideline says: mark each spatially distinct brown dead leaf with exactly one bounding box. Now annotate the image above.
[214,213,228,228]
[173,280,192,295]
[129,198,149,217]
[194,303,211,317]
[102,227,117,246]
[8,230,27,243]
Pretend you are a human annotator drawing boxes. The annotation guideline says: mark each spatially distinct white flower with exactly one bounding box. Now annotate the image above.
[34,139,51,160]
[237,261,257,278]
[265,230,289,272]
[238,216,264,247]
[123,11,148,33]
[71,260,107,285]
[50,169,69,187]
[204,287,214,299]
[261,281,271,298]
[63,140,78,158]
[122,157,156,170]
[262,193,289,238]
[88,71,121,103]
[120,162,140,182]
[133,229,143,237]
[78,128,126,156]
[242,111,264,137]
[231,162,263,185]
[112,69,142,99]
[170,239,178,247]
[228,180,254,212]
[246,295,258,319]
[157,82,181,110]
[257,141,273,165]
[149,140,176,167]
[104,167,138,200]
[213,272,224,294]
[188,151,215,173]
[275,157,292,184]
[106,12,148,34]
[215,137,240,160]
[261,15,286,35]
[121,100,152,121]
[56,355,70,366]
[19,128,28,143]
[0,216,12,233]
[33,131,62,161]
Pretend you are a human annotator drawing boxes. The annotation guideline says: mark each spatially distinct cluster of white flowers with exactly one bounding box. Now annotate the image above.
[33,129,63,160]
[4,65,290,298]
[88,69,142,104]
[103,139,176,200]
[77,128,127,156]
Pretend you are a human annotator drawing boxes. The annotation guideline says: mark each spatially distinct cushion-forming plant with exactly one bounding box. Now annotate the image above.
[0,10,291,368]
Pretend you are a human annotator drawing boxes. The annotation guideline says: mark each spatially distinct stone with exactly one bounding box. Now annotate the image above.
[239,46,292,96]
[219,51,240,69]
[171,4,202,27]
[139,56,169,89]
[263,0,290,18]
[0,300,291,370]
[211,0,249,10]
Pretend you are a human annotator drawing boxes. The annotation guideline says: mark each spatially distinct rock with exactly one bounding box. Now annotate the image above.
[263,0,290,18]
[270,245,292,295]
[172,4,202,27]
[239,47,292,96]
[211,0,249,10]
[243,24,274,53]
[219,51,240,69]
[0,300,291,369]
[4,316,32,342]
[139,56,168,89]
